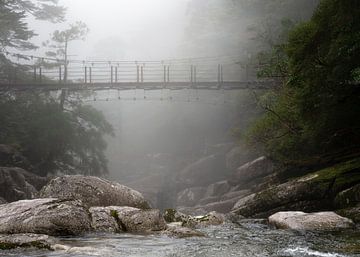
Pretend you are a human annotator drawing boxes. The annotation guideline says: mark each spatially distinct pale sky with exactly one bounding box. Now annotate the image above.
[30,0,191,61]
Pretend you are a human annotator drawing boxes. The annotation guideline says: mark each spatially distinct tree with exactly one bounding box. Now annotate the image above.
[246,0,360,165]
[0,92,114,176]
[43,21,89,82]
[0,0,65,80]
[0,2,114,177]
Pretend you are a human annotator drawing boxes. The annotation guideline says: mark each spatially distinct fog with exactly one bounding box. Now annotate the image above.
[21,0,319,208]
[29,0,191,60]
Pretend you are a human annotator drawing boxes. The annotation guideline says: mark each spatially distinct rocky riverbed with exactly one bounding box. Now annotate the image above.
[0,147,359,257]
[1,222,359,257]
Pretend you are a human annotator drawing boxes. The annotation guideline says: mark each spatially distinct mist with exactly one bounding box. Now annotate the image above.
[3,0,359,256]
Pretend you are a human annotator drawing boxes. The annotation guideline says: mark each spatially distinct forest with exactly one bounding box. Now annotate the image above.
[0,1,360,256]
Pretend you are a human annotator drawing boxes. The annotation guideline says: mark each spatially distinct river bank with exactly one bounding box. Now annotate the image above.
[1,222,359,257]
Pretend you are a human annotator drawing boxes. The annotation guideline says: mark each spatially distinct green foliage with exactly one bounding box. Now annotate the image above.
[247,0,360,164]
[0,93,114,176]
[0,0,65,81]
[42,21,89,81]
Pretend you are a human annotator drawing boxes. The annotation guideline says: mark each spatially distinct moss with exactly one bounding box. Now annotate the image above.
[110,209,127,232]
[163,209,176,223]
[312,158,360,194]
[313,158,360,181]
[0,242,16,250]
[0,241,52,251]
[110,209,118,219]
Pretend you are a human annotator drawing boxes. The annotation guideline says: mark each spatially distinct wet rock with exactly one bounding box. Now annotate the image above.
[90,206,167,233]
[163,209,225,228]
[0,198,91,236]
[231,158,360,218]
[0,167,48,203]
[204,180,231,198]
[225,146,254,171]
[222,189,251,201]
[231,156,274,185]
[163,208,189,223]
[164,223,205,238]
[269,211,354,231]
[335,184,360,209]
[0,197,6,205]
[177,154,228,188]
[205,143,234,156]
[336,206,360,224]
[0,144,32,170]
[89,207,120,233]
[0,233,56,250]
[195,198,241,214]
[186,211,225,228]
[39,175,150,209]
[198,196,221,206]
[177,206,208,216]
[177,187,206,207]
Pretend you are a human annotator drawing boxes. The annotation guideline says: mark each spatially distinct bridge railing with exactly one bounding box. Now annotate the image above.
[1,58,259,85]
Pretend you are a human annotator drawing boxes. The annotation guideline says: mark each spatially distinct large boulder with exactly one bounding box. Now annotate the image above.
[334,184,360,209]
[231,156,274,186]
[164,223,205,238]
[0,167,48,203]
[0,144,32,170]
[0,197,7,205]
[269,211,354,231]
[0,233,56,250]
[90,206,166,233]
[0,198,91,236]
[195,198,242,214]
[205,143,235,156]
[225,146,255,171]
[177,154,228,188]
[204,180,231,199]
[336,206,360,224]
[162,209,225,229]
[39,175,150,209]
[177,187,207,207]
[232,158,360,218]
[181,189,251,215]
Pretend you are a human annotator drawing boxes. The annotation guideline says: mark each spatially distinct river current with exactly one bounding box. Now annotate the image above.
[1,221,359,257]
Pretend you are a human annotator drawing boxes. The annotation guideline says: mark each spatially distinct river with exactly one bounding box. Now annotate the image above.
[1,221,359,257]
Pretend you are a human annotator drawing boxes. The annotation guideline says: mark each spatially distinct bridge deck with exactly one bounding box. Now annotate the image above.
[0,81,276,91]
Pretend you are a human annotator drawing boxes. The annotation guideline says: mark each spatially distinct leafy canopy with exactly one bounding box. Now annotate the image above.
[0,92,114,176]
[247,0,360,164]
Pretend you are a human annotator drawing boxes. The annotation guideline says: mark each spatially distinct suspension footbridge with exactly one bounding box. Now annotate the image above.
[0,52,277,91]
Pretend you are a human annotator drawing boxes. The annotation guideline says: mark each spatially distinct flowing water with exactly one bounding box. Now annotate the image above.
[2,221,359,257]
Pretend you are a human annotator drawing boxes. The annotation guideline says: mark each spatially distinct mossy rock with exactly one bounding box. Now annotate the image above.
[313,158,360,195]
[232,158,360,217]
[163,209,177,223]
[336,206,360,224]
[0,234,54,251]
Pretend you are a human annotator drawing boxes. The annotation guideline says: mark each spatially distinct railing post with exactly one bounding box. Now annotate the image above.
[163,66,166,83]
[39,67,42,83]
[141,66,144,83]
[115,66,118,83]
[190,65,193,84]
[34,67,37,82]
[137,65,140,83]
[84,66,87,84]
[111,66,113,84]
[193,66,196,83]
[59,66,62,83]
[167,66,170,82]
[13,66,17,83]
[218,64,221,84]
[220,64,224,84]
[89,67,92,84]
